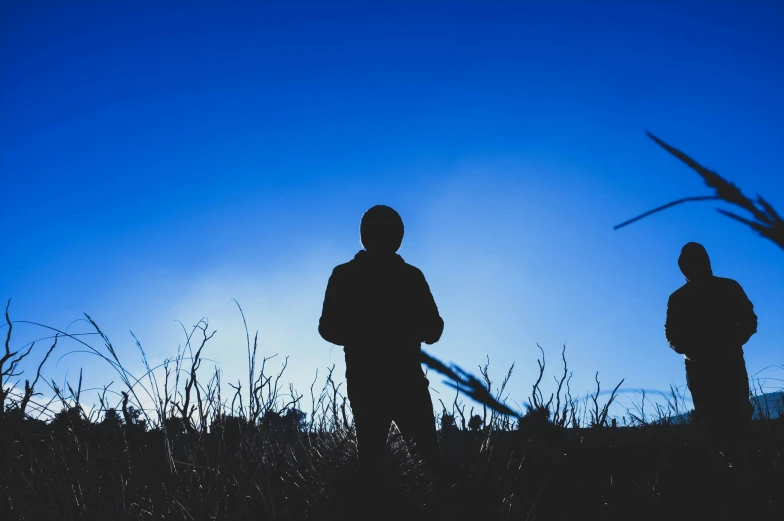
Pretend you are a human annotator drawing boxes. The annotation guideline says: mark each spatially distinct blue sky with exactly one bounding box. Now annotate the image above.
[2,1,783,421]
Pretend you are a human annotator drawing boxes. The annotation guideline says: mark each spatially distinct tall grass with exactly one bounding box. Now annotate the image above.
[1,300,783,520]
[615,132,784,252]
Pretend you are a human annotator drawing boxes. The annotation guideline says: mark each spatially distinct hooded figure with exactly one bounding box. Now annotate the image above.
[665,242,757,465]
[318,205,443,478]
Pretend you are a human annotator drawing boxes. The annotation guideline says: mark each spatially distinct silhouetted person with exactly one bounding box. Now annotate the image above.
[665,242,757,466]
[318,205,444,481]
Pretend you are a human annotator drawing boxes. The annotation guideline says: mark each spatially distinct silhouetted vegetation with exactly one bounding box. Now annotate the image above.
[615,132,784,252]
[2,301,783,520]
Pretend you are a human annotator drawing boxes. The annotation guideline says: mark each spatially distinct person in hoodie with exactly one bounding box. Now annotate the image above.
[665,242,757,465]
[318,204,444,478]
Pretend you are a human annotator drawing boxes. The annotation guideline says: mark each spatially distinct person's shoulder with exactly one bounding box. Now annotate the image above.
[401,260,426,278]
[330,260,355,277]
[713,276,746,295]
[334,259,354,270]
[714,275,738,284]
[669,282,689,301]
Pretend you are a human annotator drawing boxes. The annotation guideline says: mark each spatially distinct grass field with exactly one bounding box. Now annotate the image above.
[2,306,783,520]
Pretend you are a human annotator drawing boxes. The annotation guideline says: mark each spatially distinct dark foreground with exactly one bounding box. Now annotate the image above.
[2,413,783,521]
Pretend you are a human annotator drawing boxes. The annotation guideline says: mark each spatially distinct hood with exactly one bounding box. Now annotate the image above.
[678,242,713,283]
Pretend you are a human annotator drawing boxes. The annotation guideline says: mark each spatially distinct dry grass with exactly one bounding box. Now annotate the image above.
[1,301,783,520]
[615,131,784,252]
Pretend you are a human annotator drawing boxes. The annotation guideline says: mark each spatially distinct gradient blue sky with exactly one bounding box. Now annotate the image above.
[2,1,783,420]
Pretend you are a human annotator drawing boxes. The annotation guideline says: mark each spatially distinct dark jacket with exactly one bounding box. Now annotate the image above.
[665,276,757,363]
[318,250,443,377]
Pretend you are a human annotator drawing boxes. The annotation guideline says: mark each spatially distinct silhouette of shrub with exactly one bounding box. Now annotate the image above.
[50,405,84,435]
[281,407,307,434]
[517,405,550,434]
[440,412,457,432]
[162,415,188,438]
[101,407,122,431]
[210,412,252,440]
[125,405,148,432]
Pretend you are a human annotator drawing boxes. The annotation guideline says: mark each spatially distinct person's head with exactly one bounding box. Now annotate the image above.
[678,242,713,282]
[360,205,404,253]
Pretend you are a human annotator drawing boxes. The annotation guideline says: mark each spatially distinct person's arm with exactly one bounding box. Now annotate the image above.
[318,268,347,346]
[734,281,757,346]
[416,270,444,345]
[664,293,687,355]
